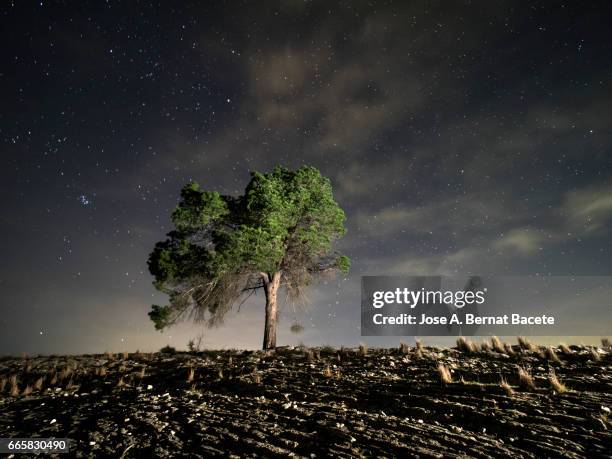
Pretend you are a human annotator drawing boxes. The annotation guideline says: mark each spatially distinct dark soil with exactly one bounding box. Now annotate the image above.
[0,343,610,458]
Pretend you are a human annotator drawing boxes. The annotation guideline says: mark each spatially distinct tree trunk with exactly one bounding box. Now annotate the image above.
[262,271,281,350]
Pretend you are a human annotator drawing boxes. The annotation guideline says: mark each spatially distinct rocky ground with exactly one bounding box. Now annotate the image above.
[0,340,610,458]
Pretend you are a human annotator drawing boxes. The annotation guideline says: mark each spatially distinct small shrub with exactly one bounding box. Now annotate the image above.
[358,344,368,357]
[518,366,536,390]
[437,364,452,385]
[399,342,410,355]
[160,345,177,355]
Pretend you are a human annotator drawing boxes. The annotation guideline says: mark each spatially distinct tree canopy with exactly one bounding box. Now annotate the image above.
[147,165,349,344]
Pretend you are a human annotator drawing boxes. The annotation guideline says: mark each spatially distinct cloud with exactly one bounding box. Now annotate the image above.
[493,228,546,255]
[561,183,612,233]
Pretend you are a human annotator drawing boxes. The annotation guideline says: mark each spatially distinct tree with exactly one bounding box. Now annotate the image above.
[147,165,350,349]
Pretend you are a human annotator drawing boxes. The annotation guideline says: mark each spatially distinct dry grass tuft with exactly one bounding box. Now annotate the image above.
[97,367,107,377]
[9,375,19,397]
[437,364,452,385]
[399,342,410,355]
[500,377,514,396]
[49,374,58,386]
[0,376,7,392]
[548,370,568,394]
[602,338,610,350]
[559,344,572,356]
[518,366,536,390]
[122,351,129,360]
[358,344,368,357]
[518,336,537,352]
[323,364,333,378]
[59,366,72,381]
[590,348,601,362]
[546,346,561,364]
[104,351,115,361]
[116,377,125,387]
[456,337,478,354]
[22,385,33,396]
[481,341,491,352]
[187,367,195,383]
[218,368,224,380]
[504,343,515,356]
[491,336,505,353]
[415,348,424,360]
[137,366,146,379]
[252,370,262,385]
[34,377,44,391]
[305,349,315,362]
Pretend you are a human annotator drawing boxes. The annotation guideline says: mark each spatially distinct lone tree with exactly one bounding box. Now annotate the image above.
[147,166,349,349]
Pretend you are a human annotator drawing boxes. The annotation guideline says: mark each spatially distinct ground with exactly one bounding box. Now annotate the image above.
[0,342,610,458]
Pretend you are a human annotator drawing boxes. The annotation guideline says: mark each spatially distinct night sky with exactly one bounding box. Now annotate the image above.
[2,1,612,355]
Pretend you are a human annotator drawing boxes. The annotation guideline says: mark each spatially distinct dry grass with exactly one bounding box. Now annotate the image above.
[9,375,19,397]
[0,376,6,392]
[34,377,44,391]
[590,348,601,362]
[504,343,515,356]
[518,366,536,390]
[456,337,478,354]
[323,364,333,378]
[116,377,125,387]
[218,368,224,380]
[481,341,491,352]
[491,336,505,353]
[548,370,568,394]
[415,348,424,360]
[49,374,58,386]
[97,367,107,377]
[122,351,129,360]
[59,366,72,381]
[546,346,561,364]
[137,366,146,379]
[104,351,115,361]
[602,338,610,350]
[559,344,572,356]
[518,336,537,352]
[252,370,262,385]
[358,343,368,357]
[500,377,514,396]
[437,364,452,385]
[22,385,33,396]
[187,367,195,383]
[399,342,410,355]
[305,349,315,362]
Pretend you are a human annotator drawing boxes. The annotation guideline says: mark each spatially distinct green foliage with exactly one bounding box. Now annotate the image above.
[147,165,349,330]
